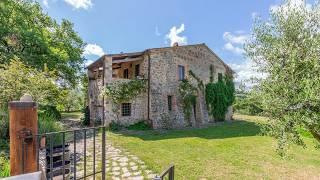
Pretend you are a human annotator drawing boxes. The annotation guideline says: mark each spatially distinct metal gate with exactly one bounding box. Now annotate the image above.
[21,126,107,180]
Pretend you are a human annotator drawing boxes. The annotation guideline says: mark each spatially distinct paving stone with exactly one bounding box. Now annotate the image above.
[118,157,129,162]
[122,167,129,173]
[112,162,118,166]
[147,174,157,179]
[133,171,141,176]
[112,171,121,176]
[112,166,120,171]
[129,162,136,166]
[122,172,131,178]
[129,176,144,180]
[131,166,138,171]
[120,162,128,167]
[111,176,120,180]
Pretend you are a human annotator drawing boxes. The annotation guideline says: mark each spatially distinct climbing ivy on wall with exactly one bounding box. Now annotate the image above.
[178,79,197,126]
[104,79,146,105]
[103,79,146,120]
[189,70,204,91]
[205,75,235,121]
[179,69,235,123]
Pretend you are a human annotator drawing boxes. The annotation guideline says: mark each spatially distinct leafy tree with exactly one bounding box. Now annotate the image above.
[0,59,59,140]
[0,0,85,86]
[0,59,59,106]
[245,0,320,153]
[57,88,84,112]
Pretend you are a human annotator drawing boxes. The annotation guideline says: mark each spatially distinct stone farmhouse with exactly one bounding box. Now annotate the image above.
[87,43,234,129]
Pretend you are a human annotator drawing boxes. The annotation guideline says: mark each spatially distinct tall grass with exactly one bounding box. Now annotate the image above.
[0,139,9,178]
[38,114,65,146]
[0,154,9,177]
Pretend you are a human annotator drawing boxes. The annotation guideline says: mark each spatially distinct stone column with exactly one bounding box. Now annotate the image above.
[103,56,113,125]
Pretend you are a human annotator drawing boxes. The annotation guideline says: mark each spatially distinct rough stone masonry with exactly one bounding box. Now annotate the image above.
[87,43,234,129]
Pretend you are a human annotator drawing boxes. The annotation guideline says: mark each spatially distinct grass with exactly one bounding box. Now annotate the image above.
[108,114,320,179]
[61,111,83,120]
[0,139,9,178]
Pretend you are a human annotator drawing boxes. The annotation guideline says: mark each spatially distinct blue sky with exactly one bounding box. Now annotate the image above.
[38,0,311,85]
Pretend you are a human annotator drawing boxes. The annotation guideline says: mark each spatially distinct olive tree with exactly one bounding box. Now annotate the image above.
[245,0,320,153]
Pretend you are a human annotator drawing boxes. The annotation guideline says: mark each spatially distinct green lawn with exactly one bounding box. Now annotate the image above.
[108,114,320,179]
[61,111,83,120]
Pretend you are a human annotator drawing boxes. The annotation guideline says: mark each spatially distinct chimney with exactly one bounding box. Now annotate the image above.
[173,42,179,47]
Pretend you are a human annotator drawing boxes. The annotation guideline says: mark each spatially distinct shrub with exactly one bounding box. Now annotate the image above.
[109,121,123,131]
[205,76,235,121]
[39,104,61,121]
[0,153,9,178]
[127,121,151,131]
[38,113,64,146]
[81,106,90,126]
[0,109,9,140]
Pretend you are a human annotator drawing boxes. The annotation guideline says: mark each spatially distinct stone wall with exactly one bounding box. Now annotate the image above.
[88,44,233,128]
[148,44,231,128]
[103,56,148,126]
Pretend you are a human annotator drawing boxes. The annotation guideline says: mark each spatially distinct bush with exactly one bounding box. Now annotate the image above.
[38,113,64,146]
[109,121,123,131]
[81,106,90,126]
[38,114,64,134]
[0,153,9,178]
[127,121,151,131]
[39,104,61,121]
[0,109,9,140]
[0,139,9,178]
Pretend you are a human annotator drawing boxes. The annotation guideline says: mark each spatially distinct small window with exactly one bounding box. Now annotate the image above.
[135,64,140,77]
[168,96,172,111]
[218,73,223,81]
[121,103,131,116]
[123,68,129,79]
[178,65,185,80]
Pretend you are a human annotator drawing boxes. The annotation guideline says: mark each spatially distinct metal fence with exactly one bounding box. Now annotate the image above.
[154,164,174,180]
[21,126,107,180]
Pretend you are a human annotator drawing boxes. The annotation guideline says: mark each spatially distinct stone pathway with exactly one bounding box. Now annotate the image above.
[68,136,157,180]
[60,115,157,179]
[105,144,157,179]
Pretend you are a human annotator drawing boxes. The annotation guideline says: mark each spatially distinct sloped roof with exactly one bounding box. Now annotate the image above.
[86,43,234,74]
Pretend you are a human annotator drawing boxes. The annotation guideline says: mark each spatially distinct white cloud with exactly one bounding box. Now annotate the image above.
[223,31,249,55]
[64,0,92,10]
[165,24,188,46]
[270,0,311,13]
[223,32,249,45]
[155,26,161,36]
[224,43,245,55]
[83,44,105,56]
[43,0,49,8]
[228,59,266,88]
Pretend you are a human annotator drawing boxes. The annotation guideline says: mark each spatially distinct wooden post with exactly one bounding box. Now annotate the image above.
[9,94,38,176]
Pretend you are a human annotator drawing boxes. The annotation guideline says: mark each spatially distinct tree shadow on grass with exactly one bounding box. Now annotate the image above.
[112,120,262,141]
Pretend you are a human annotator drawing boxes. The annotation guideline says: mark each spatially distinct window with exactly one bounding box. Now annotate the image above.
[123,68,129,79]
[218,73,223,81]
[168,96,172,111]
[135,64,140,77]
[178,65,185,80]
[121,103,131,116]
